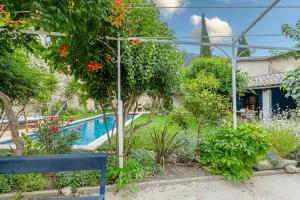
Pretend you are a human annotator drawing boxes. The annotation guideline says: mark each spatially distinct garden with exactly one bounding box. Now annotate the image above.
[0,0,300,199]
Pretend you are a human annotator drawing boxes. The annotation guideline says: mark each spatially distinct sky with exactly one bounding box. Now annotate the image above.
[152,0,300,56]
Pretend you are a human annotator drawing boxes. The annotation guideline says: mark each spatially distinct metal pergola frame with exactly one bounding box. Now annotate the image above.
[2,0,299,168]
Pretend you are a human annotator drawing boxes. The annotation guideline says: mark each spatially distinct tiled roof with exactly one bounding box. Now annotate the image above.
[248,73,285,89]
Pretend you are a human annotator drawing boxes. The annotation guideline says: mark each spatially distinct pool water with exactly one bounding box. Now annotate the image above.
[0,114,134,146]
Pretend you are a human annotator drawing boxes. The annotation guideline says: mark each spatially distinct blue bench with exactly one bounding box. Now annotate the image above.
[0,153,107,200]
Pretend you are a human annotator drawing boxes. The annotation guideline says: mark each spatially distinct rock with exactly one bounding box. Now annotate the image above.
[256,160,274,171]
[61,186,72,196]
[284,165,300,174]
[282,159,298,167]
[256,159,298,171]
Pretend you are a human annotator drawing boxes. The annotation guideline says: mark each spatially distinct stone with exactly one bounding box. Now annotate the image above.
[256,159,298,171]
[61,186,72,196]
[284,165,300,174]
[256,160,274,171]
[282,159,298,167]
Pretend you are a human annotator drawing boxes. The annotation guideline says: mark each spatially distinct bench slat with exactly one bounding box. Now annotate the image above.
[0,153,106,174]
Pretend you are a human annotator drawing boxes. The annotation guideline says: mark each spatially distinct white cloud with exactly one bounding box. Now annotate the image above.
[153,0,188,18]
[190,15,233,43]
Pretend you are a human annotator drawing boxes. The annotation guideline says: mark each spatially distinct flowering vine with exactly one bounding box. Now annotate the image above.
[86,61,103,72]
[0,4,4,12]
[129,38,142,45]
[105,53,112,63]
[109,0,125,27]
[59,44,69,58]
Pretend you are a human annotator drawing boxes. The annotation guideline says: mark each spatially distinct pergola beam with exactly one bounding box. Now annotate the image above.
[234,0,281,44]
[127,38,300,51]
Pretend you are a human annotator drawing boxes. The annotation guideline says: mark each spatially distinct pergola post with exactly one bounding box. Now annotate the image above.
[231,39,237,129]
[117,35,124,168]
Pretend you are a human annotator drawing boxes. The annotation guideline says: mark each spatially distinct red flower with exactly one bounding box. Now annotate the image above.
[105,54,112,62]
[86,61,103,72]
[30,123,38,128]
[50,126,59,134]
[59,44,69,58]
[67,117,75,123]
[48,115,60,122]
[76,126,81,132]
[0,4,4,12]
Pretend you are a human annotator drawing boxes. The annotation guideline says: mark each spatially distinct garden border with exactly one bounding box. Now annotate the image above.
[0,169,286,200]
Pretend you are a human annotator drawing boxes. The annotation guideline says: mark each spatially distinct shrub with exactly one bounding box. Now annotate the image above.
[0,175,13,193]
[106,156,146,189]
[14,173,46,192]
[264,120,300,157]
[168,107,189,131]
[200,123,268,180]
[129,148,163,176]
[34,115,80,154]
[286,146,300,165]
[150,122,185,165]
[56,171,100,191]
[172,134,197,163]
[64,107,85,116]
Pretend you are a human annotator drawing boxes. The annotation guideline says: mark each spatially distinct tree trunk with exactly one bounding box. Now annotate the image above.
[197,120,203,146]
[0,91,24,155]
[99,100,113,155]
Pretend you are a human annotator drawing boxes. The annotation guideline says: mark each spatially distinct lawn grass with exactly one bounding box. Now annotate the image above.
[99,113,217,152]
[62,111,102,121]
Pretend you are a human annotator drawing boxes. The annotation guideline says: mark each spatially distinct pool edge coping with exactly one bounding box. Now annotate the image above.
[0,112,144,150]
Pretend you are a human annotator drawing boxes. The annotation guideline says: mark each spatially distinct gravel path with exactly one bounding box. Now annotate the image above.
[106,173,300,200]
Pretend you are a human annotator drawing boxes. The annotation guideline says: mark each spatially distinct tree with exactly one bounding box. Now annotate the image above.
[200,13,212,58]
[237,36,251,57]
[282,20,300,59]
[0,1,42,154]
[20,0,181,155]
[282,67,300,105]
[36,74,58,115]
[278,20,300,105]
[185,57,248,98]
[0,51,46,154]
[181,72,229,144]
[65,78,89,108]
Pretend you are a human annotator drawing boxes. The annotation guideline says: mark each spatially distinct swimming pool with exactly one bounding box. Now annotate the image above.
[0,113,141,150]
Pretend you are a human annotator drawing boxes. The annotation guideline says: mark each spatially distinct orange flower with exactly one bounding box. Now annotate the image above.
[0,4,4,12]
[86,61,103,72]
[59,44,69,58]
[129,38,142,45]
[115,0,122,6]
[105,54,112,62]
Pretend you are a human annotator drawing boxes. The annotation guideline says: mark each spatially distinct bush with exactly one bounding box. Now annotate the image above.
[264,120,300,157]
[106,156,146,189]
[64,107,86,116]
[286,146,300,165]
[14,173,46,192]
[129,148,163,176]
[168,107,189,131]
[200,123,268,180]
[34,115,80,154]
[150,122,185,165]
[0,175,13,193]
[172,134,197,163]
[0,172,46,193]
[56,171,100,191]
